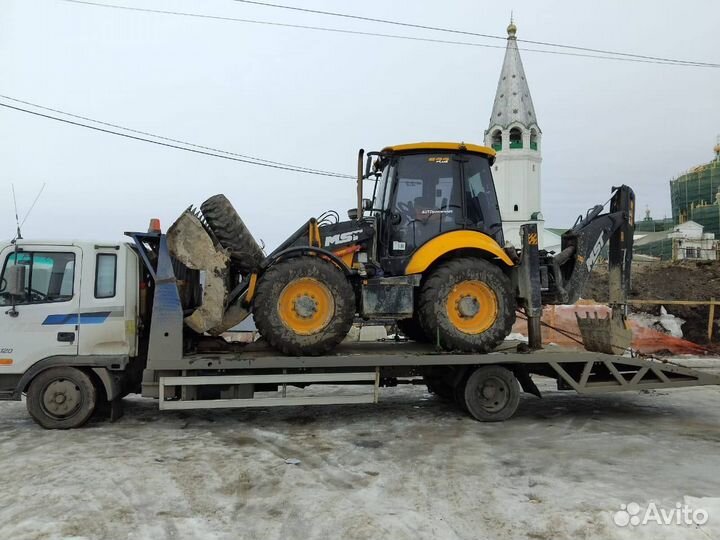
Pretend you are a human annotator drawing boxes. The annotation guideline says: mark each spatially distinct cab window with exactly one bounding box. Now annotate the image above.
[464,155,504,242]
[95,253,117,299]
[0,251,75,305]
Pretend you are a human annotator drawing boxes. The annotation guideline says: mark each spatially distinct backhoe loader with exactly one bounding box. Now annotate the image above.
[173,141,635,356]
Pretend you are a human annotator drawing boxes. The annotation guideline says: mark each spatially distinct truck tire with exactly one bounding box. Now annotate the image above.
[200,194,264,274]
[418,257,515,352]
[397,316,429,342]
[26,367,98,429]
[253,256,355,355]
[462,365,520,421]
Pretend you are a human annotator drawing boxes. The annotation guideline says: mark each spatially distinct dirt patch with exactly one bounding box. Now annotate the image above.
[584,260,720,345]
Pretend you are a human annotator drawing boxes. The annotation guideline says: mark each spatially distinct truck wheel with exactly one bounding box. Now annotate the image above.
[397,316,429,342]
[463,366,520,421]
[253,256,355,355]
[26,367,97,429]
[418,257,515,352]
[200,194,264,274]
[423,375,454,400]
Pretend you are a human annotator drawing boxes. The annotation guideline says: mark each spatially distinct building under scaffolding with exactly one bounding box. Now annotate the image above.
[670,142,720,235]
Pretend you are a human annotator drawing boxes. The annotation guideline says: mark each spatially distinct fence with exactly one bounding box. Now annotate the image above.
[628,299,720,340]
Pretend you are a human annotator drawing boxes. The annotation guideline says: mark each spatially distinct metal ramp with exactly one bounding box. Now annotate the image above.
[159,370,379,410]
[546,355,720,394]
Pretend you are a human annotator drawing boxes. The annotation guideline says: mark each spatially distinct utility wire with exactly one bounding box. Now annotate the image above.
[0,101,353,178]
[232,0,720,68]
[0,94,349,177]
[58,0,717,67]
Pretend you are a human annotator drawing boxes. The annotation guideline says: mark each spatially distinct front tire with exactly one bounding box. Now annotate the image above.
[253,256,355,355]
[418,257,515,352]
[26,367,98,429]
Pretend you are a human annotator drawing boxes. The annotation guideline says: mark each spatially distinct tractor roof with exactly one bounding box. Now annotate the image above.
[382,142,496,158]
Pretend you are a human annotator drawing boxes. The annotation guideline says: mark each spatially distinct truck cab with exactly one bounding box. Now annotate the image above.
[0,240,141,424]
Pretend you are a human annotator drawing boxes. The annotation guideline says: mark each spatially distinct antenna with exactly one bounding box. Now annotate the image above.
[11,184,21,241]
[11,182,46,242]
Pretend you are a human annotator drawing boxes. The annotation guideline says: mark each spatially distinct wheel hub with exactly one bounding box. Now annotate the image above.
[278,277,335,335]
[294,295,318,318]
[42,379,82,418]
[476,377,509,412]
[457,295,481,318]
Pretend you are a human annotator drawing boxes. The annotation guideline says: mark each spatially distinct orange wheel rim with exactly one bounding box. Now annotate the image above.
[446,280,498,334]
[278,278,334,335]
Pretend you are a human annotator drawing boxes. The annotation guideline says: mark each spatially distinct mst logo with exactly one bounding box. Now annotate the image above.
[324,229,363,247]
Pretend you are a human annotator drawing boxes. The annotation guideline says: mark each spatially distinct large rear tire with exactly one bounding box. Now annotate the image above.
[418,257,515,352]
[201,194,264,274]
[253,256,355,355]
[26,367,97,429]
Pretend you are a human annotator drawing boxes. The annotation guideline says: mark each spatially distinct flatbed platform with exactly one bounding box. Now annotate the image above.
[150,341,720,417]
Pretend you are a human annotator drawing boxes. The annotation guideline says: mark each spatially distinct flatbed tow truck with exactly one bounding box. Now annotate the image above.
[2,216,718,428]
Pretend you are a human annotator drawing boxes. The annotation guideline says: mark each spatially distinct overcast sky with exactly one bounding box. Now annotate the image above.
[1,0,719,248]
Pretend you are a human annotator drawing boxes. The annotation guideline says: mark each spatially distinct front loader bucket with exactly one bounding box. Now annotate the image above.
[576,312,632,355]
[167,210,251,335]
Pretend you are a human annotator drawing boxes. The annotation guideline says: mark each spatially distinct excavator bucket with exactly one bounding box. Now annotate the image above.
[576,312,632,355]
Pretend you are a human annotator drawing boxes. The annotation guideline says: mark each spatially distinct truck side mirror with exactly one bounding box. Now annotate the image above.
[347,208,359,220]
[362,198,373,211]
[5,265,26,297]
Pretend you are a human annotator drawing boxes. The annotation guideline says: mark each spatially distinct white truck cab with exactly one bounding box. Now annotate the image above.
[0,239,140,426]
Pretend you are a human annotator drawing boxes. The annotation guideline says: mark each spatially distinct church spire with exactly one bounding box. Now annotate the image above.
[488,20,539,132]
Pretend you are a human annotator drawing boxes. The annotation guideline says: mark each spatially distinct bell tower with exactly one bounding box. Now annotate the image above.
[484,19,543,247]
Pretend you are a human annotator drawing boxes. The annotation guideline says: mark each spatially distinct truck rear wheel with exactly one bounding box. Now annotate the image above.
[26,367,97,429]
[253,256,355,355]
[418,257,515,352]
[463,365,520,421]
[200,194,264,274]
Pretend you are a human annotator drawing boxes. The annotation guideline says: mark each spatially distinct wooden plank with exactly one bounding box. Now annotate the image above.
[709,298,716,340]
[628,299,720,306]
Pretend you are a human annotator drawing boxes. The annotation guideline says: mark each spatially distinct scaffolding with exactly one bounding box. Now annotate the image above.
[670,157,720,235]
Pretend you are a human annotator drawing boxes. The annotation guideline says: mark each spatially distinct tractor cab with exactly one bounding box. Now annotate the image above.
[362,143,504,275]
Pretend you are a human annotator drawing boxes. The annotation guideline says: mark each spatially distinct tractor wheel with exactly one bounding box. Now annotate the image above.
[253,256,355,356]
[200,194,264,274]
[418,257,515,352]
[26,367,97,429]
[397,316,429,342]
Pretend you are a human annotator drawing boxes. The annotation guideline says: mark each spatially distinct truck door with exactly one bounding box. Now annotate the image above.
[0,244,81,374]
[77,245,134,357]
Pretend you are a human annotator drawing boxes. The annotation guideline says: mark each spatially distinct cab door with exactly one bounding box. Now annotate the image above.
[0,244,81,374]
[77,245,134,357]
[382,153,465,274]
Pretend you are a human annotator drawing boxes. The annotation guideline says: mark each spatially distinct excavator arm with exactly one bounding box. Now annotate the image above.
[543,185,635,306]
[517,185,635,354]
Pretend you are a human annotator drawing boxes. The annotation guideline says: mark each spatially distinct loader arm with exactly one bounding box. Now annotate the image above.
[543,185,635,307]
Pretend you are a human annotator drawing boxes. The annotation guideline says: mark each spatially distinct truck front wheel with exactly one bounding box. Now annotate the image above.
[26,367,97,429]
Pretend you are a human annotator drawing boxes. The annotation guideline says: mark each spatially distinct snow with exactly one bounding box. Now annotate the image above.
[2,373,720,540]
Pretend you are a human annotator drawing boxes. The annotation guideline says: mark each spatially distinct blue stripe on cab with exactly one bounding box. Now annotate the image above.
[42,312,111,325]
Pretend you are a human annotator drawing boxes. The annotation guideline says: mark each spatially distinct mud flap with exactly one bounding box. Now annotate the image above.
[576,311,632,355]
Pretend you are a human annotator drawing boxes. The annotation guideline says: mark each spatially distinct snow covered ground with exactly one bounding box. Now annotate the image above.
[1,372,720,540]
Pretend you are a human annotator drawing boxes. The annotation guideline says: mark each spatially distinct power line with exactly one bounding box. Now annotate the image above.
[0,94,346,176]
[0,101,354,178]
[58,0,717,67]
[232,0,720,68]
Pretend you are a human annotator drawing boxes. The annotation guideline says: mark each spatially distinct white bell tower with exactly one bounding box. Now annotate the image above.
[484,19,544,247]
